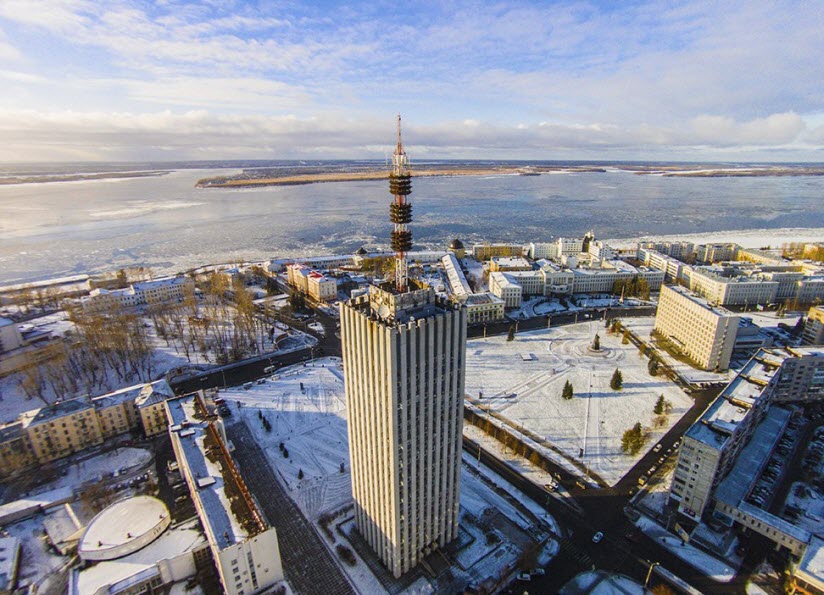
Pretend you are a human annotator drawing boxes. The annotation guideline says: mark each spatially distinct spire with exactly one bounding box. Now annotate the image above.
[389,114,412,293]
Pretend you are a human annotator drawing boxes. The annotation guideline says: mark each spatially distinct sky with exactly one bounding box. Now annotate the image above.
[0,0,822,162]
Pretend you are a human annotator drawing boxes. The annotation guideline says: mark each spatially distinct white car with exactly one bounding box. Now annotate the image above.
[592,531,604,543]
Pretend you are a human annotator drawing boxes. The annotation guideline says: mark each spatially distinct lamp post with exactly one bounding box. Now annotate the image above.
[644,561,660,588]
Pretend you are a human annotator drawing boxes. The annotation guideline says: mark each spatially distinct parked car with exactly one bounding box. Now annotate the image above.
[592,532,604,543]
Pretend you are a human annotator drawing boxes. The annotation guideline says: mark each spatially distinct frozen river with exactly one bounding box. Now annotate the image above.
[2,164,824,284]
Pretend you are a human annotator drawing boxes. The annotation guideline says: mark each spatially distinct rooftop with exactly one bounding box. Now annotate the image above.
[799,535,824,584]
[664,285,737,318]
[78,496,170,558]
[20,395,94,428]
[715,406,791,507]
[71,518,205,595]
[441,253,472,297]
[131,276,190,291]
[462,292,504,306]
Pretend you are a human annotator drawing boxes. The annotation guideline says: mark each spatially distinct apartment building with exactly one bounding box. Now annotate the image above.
[167,394,283,595]
[697,243,738,263]
[654,285,739,371]
[0,380,174,477]
[637,241,695,261]
[588,240,616,261]
[287,264,337,302]
[804,306,824,346]
[669,349,786,519]
[637,248,691,283]
[489,272,522,308]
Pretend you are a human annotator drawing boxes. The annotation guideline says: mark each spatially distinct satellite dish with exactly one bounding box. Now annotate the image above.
[378,304,390,319]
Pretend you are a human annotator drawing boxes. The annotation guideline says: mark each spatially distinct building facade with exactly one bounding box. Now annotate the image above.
[804,306,824,346]
[489,272,522,308]
[340,284,466,578]
[654,285,739,371]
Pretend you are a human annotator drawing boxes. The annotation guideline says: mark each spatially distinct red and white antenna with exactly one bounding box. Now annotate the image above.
[388,114,412,292]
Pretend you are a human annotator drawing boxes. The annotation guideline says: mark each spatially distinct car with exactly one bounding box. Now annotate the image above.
[531,568,546,576]
[517,572,532,581]
[653,443,662,452]
[592,532,604,543]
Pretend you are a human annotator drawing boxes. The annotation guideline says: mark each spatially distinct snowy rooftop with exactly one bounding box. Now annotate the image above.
[92,384,146,410]
[71,518,205,595]
[461,292,504,306]
[0,487,73,524]
[740,352,786,386]
[799,535,824,584]
[491,256,531,269]
[715,406,791,506]
[665,285,736,317]
[0,421,24,442]
[20,395,94,427]
[135,380,175,408]
[131,276,190,291]
[166,395,247,550]
[441,253,472,297]
[606,259,639,274]
[79,496,170,557]
[489,271,519,289]
[0,536,20,592]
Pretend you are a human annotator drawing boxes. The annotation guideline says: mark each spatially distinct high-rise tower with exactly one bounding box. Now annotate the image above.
[340,117,467,578]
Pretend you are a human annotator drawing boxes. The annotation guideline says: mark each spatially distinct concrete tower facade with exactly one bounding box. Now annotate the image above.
[340,117,467,578]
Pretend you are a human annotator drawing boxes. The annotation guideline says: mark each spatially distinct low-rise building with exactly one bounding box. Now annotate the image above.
[0,317,23,353]
[539,261,574,295]
[654,285,739,371]
[472,243,524,261]
[489,272,522,308]
[0,380,174,477]
[587,240,615,261]
[697,243,738,263]
[460,292,506,324]
[503,270,545,296]
[441,253,472,298]
[83,277,194,311]
[489,256,532,272]
[166,393,283,595]
[804,306,824,346]
[570,261,663,294]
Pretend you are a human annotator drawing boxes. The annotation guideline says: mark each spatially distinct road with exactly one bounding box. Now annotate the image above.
[226,422,356,595]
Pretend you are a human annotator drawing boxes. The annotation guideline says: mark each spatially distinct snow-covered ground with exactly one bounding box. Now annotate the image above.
[462,258,488,292]
[219,358,350,521]
[4,516,67,591]
[634,514,738,583]
[220,358,559,593]
[465,322,693,486]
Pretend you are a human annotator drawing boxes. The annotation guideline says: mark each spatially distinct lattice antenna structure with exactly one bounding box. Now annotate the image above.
[389,114,412,293]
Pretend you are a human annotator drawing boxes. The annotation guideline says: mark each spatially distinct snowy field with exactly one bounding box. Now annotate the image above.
[219,358,559,593]
[465,322,693,486]
[219,358,351,521]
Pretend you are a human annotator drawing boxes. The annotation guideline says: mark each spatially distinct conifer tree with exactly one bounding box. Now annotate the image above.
[610,368,623,390]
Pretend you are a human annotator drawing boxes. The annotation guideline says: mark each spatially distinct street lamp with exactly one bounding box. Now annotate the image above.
[644,561,660,588]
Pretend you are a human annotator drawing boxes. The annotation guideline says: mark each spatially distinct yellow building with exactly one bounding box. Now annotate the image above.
[654,285,739,371]
[21,397,104,463]
[472,243,524,261]
[803,306,824,346]
[489,257,532,272]
[0,380,174,478]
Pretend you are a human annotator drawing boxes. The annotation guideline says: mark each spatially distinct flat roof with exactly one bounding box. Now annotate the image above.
[490,271,520,289]
[799,535,824,584]
[715,406,791,506]
[72,518,205,595]
[167,396,248,550]
[79,496,169,556]
[664,285,736,317]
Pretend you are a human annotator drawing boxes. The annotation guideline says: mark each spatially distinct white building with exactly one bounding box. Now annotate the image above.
[460,292,505,324]
[0,317,23,353]
[489,272,523,308]
[570,261,663,294]
[654,285,740,371]
[166,393,283,595]
[588,240,615,261]
[528,242,557,260]
[441,253,472,298]
[489,256,532,272]
[83,277,194,311]
[340,284,466,578]
[539,261,574,296]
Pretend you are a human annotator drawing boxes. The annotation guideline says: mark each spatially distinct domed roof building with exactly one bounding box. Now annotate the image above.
[448,238,466,258]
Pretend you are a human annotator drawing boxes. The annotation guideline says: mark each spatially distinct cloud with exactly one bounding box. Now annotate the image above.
[0,108,815,162]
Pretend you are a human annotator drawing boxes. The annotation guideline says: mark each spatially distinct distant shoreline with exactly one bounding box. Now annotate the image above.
[195,166,607,188]
[0,170,169,186]
[196,164,824,188]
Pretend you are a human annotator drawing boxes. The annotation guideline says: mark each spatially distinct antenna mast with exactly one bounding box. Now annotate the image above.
[389,114,412,292]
